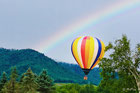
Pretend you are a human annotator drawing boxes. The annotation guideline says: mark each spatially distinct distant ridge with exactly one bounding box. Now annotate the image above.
[0,48,101,85]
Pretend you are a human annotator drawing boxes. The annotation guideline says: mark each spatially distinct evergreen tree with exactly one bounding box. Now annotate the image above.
[37,69,54,93]
[1,67,19,93]
[19,74,24,83]
[20,67,38,93]
[0,72,7,91]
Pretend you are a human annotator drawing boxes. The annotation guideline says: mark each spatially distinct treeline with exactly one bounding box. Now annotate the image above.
[0,67,102,93]
[0,48,100,85]
[0,67,54,93]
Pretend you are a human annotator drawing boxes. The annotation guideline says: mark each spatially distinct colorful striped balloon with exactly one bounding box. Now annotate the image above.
[71,36,105,79]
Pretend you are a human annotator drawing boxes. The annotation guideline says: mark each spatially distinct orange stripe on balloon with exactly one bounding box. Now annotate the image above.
[81,36,87,68]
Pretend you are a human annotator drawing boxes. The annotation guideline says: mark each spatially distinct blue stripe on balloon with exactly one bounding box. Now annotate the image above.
[71,40,75,59]
[90,38,102,69]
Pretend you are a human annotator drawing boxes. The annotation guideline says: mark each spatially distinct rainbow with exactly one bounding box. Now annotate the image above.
[36,0,140,53]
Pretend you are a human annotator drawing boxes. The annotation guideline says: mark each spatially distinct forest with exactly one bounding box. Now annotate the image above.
[0,48,101,85]
[0,35,139,93]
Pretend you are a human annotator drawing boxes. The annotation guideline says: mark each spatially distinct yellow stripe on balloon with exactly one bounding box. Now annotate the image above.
[91,40,105,69]
[85,37,90,69]
[87,37,94,69]
[101,41,105,58]
[72,37,84,68]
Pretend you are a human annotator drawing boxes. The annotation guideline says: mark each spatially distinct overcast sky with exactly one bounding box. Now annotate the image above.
[0,0,140,64]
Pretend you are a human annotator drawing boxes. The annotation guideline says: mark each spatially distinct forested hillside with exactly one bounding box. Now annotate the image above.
[0,48,101,85]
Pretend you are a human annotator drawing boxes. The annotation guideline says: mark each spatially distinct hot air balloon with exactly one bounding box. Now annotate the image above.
[71,36,105,80]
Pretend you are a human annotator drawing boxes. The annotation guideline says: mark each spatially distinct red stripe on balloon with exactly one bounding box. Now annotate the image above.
[81,36,87,68]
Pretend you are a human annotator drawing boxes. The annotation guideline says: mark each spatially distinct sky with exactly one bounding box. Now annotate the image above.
[0,0,140,64]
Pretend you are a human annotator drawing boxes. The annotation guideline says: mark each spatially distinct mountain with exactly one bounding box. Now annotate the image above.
[0,48,101,85]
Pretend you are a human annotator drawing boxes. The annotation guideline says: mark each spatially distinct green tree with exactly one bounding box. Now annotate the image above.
[19,73,24,83]
[65,84,81,93]
[80,84,95,93]
[37,69,54,93]
[20,67,38,93]
[56,84,81,93]
[57,88,69,93]
[96,85,110,93]
[99,35,140,93]
[0,72,7,91]
[56,84,96,93]
[1,67,19,93]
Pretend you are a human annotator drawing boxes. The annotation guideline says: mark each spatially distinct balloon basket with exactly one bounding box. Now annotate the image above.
[84,76,88,80]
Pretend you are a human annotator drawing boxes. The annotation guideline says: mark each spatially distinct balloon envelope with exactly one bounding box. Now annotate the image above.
[71,36,105,75]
